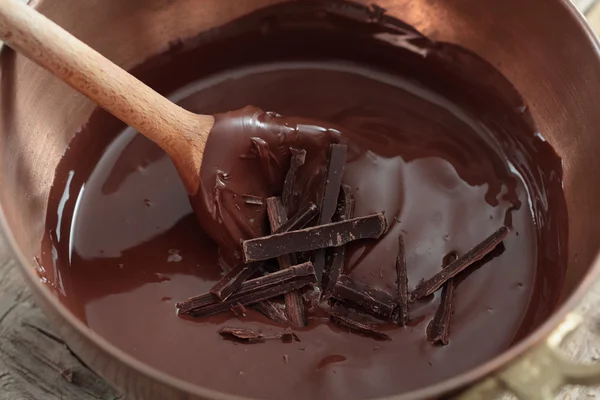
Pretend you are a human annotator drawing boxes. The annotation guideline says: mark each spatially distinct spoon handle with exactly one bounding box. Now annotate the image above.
[0,0,212,193]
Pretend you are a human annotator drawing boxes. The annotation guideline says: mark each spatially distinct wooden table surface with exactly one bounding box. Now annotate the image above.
[2,1,600,399]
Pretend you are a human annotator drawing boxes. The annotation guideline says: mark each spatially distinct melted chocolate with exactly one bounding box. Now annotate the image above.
[39,2,567,399]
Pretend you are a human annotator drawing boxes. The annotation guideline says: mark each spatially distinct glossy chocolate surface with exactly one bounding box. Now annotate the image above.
[40,3,567,399]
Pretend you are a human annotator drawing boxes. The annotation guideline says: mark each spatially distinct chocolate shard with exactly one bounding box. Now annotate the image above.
[330,311,391,341]
[219,327,266,343]
[410,226,509,301]
[322,247,346,300]
[280,327,302,342]
[395,235,409,326]
[331,275,396,319]
[274,202,318,234]
[210,262,262,301]
[176,262,317,317]
[319,144,348,225]
[266,197,306,327]
[242,194,263,206]
[314,144,348,280]
[218,326,300,344]
[282,148,306,211]
[242,213,387,263]
[253,300,288,323]
[230,303,247,318]
[427,252,458,345]
[333,184,354,223]
[322,185,355,298]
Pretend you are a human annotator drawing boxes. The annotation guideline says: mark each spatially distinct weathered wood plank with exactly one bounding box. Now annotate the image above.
[0,238,120,400]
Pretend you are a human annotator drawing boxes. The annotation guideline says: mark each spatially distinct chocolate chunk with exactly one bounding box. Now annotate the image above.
[331,275,396,319]
[395,235,409,326]
[302,287,322,310]
[266,197,306,327]
[427,252,458,345]
[322,185,355,298]
[330,312,391,341]
[282,148,306,212]
[313,144,348,279]
[242,213,387,263]
[219,326,301,344]
[242,194,263,206]
[410,226,509,301]
[274,202,319,234]
[209,262,262,301]
[177,262,317,317]
[253,300,288,323]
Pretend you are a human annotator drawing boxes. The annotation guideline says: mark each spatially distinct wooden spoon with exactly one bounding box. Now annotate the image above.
[0,0,214,196]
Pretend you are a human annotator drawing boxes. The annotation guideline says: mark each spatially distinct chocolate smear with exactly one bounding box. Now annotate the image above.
[266,196,306,327]
[242,213,387,263]
[395,235,409,326]
[282,148,306,212]
[314,144,348,280]
[331,275,396,319]
[210,262,262,301]
[219,326,301,344]
[410,226,509,301]
[427,252,458,345]
[322,185,355,298]
[177,262,317,317]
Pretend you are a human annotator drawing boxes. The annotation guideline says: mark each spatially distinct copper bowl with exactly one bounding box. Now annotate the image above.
[2,0,600,398]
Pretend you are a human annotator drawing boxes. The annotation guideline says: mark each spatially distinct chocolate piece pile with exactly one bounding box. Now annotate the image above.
[176,144,509,345]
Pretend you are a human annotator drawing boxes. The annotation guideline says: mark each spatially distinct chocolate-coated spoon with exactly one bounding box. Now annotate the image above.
[0,0,344,263]
[0,0,213,196]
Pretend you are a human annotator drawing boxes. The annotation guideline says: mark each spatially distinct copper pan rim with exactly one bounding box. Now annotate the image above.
[2,0,599,399]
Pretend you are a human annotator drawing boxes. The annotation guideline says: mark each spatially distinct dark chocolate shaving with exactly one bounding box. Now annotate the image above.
[253,300,288,323]
[330,312,391,341]
[210,262,262,301]
[219,327,265,343]
[331,275,396,319]
[322,185,355,298]
[427,252,458,345]
[333,184,354,223]
[177,262,317,317]
[410,226,509,301]
[395,235,409,326]
[274,202,318,234]
[242,213,387,263]
[230,303,247,318]
[319,144,348,224]
[314,144,348,279]
[219,326,301,344]
[322,247,346,300]
[266,197,306,327]
[242,194,263,206]
[282,148,306,212]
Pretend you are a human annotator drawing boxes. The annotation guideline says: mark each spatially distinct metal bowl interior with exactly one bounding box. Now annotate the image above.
[1,0,600,398]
